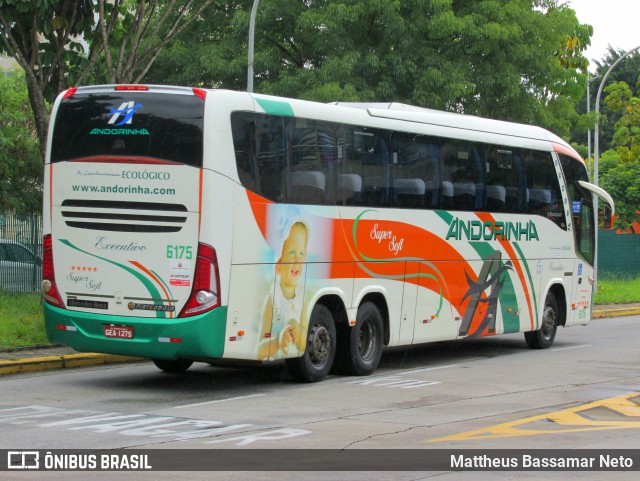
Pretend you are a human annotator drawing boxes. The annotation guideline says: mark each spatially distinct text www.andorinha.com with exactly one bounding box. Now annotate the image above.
[71,184,176,195]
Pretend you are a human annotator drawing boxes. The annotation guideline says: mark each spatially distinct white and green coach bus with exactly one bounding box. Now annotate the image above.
[42,85,614,382]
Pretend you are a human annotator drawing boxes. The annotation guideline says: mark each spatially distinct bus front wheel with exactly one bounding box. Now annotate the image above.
[153,358,193,373]
[286,304,336,383]
[525,292,558,349]
[336,301,384,376]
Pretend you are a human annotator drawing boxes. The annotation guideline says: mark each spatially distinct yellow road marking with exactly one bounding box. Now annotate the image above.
[430,393,640,442]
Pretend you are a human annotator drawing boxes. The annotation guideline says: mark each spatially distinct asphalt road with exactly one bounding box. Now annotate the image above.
[1,314,639,480]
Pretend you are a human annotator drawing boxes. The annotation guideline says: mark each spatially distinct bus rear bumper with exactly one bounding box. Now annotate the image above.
[43,303,227,360]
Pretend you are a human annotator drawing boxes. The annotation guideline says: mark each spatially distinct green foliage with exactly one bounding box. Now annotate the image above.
[598,150,640,231]
[575,49,640,153]
[147,0,591,138]
[0,71,43,212]
[604,81,640,163]
[0,0,212,160]
[0,0,95,100]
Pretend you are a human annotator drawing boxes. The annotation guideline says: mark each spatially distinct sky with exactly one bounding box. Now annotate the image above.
[568,0,640,71]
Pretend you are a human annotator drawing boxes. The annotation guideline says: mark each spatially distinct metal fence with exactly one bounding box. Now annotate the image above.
[599,230,640,279]
[0,213,43,293]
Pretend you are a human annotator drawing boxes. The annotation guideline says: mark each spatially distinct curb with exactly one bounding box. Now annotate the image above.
[592,307,640,319]
[0,353,145,376]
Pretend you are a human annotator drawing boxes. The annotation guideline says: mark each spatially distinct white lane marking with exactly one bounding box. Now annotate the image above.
[550,344,591,352]
[402,363,460,374]
[173,393,266,409]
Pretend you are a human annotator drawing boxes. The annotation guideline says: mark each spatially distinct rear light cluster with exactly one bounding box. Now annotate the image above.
[178,243,221,317]
[41,235,66,308]
[192,88,207,100]
[63,87,77,98]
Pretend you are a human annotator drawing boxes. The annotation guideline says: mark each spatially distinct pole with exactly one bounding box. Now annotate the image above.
[587,75,592,172]
[247,0,260,93]
[592,44,640,293]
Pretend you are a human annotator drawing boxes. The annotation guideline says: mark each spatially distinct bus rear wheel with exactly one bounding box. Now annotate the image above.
[336,301,384,376]
[153,358,193,373]
[286,304,336,383]
[525,291,558,349]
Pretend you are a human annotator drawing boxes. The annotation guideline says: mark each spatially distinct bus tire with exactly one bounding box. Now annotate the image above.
[286,304,336,383]
[336,301,384,376]
[153,358,193,373]
[525,291,558,349]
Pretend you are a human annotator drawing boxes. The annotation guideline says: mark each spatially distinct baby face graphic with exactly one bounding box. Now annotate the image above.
[277,222,308,292]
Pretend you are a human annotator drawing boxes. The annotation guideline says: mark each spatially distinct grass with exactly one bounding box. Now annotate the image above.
[0,276,638,350]
[593,275,640,305]
[0,292,48,350]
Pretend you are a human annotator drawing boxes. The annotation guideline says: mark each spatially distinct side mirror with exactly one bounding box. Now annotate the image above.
[602,205,615,230]
[577,181,615,230]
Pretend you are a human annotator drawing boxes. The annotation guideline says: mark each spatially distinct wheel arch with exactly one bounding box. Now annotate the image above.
[545,282,567,327]
[359,292,390,346]
[313,293,348,327]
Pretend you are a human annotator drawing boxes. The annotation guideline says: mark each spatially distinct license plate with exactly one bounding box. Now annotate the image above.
[104,325,134,339]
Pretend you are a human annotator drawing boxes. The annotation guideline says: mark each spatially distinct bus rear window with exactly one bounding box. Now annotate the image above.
[51,92,204,167]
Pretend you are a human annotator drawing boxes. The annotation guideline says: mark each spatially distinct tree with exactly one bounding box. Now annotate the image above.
[0,70,42,212]
[0,0,213,160]
[603,79,640,163]
[147,0,591,138]
[572,48,640,155]
[598,150,640,232]
[594,75,640,231]
[0,0,94,159]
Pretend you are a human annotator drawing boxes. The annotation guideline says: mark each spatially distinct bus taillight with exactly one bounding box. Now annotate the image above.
[41,235,66,308]
[179,243,220,317]
[63,87,77,98]
[193,88,207,100]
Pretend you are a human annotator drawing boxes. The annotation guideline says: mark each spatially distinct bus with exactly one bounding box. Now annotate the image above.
[42,85,614,382]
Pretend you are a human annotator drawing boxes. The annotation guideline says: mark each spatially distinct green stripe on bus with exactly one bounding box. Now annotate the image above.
[469,242,521,334]
[59,239,167,318]
[435,210,454,225]
[513,241,538,324]
[254,98,294,116]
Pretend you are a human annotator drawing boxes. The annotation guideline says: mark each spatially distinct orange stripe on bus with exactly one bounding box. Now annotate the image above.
[476,212,535,330]
[552,142,583,162]
[129,261,174,318]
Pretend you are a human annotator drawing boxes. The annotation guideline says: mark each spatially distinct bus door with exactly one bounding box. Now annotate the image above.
[412,261,456,344]
[397,261,417,345]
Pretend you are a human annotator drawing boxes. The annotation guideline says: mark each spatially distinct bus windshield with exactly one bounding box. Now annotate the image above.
[51,91,204,167]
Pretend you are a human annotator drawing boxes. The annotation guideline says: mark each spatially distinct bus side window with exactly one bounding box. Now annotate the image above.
[443,141,483,211]
[506,153,529,213]
[559,154,595,263]
[286,118,344,206]
[391,133,430,209]
[360,130,392,207]
[523,151,566,228]
[440,143,458,210]
[232,113,260,195]
[336,125,362,206]
[256,115,286,202]
[486,148,512,213]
